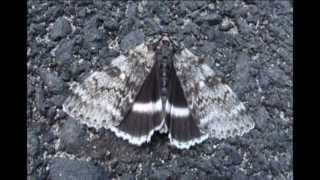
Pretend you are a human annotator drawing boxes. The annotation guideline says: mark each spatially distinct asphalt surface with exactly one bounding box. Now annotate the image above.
[27,1,293,179]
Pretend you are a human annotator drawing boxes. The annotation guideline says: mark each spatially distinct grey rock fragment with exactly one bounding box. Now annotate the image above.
[27,129,40,156]
[181,1,204,11]
[126,2,138,18]
[120,30,145,51]
[54,39,75,65]
[199,41,218,54]
[84,26,102,43]
[59,119,86,154]
[60,69,71,82]
[231,170,247,180]
[50,17,72,40]
[232,52,252,94]
[27,77,35,97]
[49,95,67,108]
[243,0,256,5]
[104,17,119,31]
[49,158,109,180]
[120,174,135,180]
[253,153,268,172]
[220,19,235,32]
[27,101,33,119]
[40,70,65,94]
[270,160,281,175]
[27,128,41,176]
[254,106,270,130]
[118,18,136,38]
[222,145,242,165]
[70,61,91,79]
[182,35,196,48]
[144,18,161,35]
[149,168,171,180]
[156,6,170,25]
[182,22,200,35]
[179,173,197,180]
[195,14,222,26]
[47,106,57,122]
[46,6,63,22]
[82,16,104,52]
[29,23,47,37]
[35,87,50,115]
[189,159,214,174]
[44,129,56,146]
[83,17,103,40]
[231,6,250,18]
[236,18,251,34]
[98,47,120,66]
[267,66,290,86]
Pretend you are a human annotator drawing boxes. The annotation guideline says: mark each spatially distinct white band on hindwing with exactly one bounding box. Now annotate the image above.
[131,99,162,114]
[165,100,190,118]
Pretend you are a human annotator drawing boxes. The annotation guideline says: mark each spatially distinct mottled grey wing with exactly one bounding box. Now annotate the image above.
[63,43,155,130]
[173,49,255,139]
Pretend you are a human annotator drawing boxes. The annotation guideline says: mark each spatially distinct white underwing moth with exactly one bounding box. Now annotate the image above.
[63,35,255,149]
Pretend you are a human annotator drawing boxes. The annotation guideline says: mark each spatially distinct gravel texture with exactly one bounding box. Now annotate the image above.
[27,1,293,179]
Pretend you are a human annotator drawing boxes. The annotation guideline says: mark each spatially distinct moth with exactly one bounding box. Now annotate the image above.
[62,35,255,149]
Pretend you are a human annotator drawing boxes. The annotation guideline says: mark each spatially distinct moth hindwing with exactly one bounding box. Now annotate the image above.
[63,36,255,149]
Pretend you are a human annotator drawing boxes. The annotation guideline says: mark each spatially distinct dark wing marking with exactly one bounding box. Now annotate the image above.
[173,49,255,139]
[109,61,165,145]
[166,64,208,149]
[63,43,155,130]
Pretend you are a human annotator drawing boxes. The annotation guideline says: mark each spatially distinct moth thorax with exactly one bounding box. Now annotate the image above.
[159,59,171,107]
